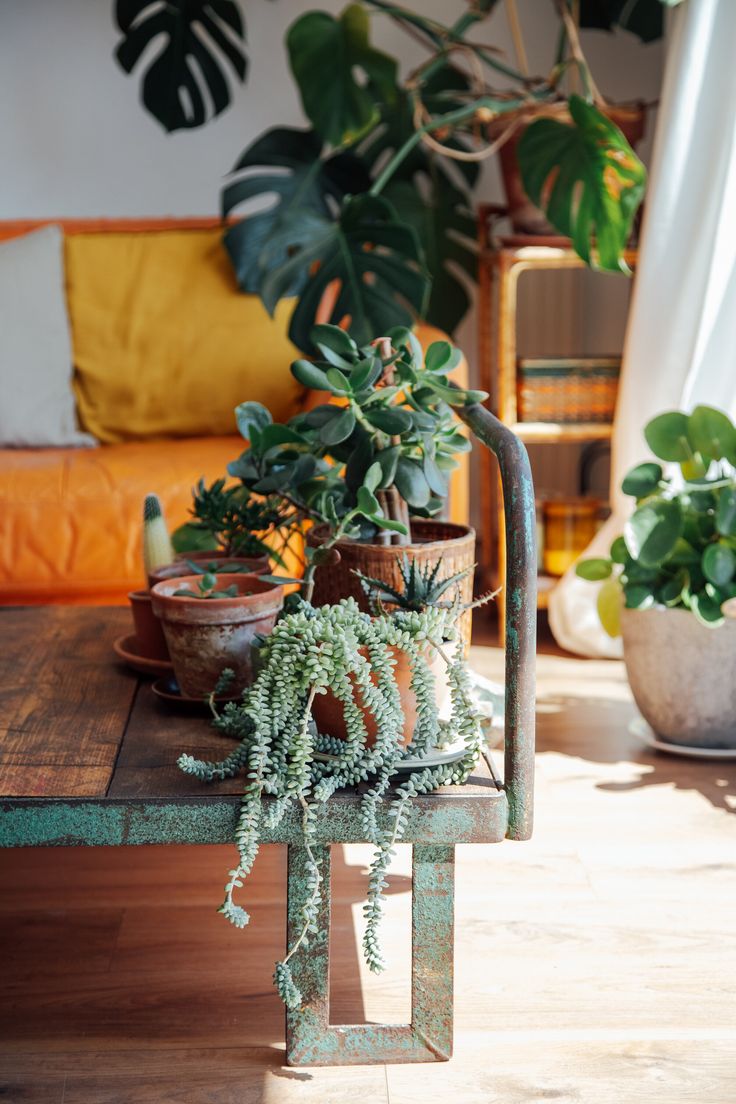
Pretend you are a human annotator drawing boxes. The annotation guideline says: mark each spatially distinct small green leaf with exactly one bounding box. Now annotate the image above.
[623,583,655,609]
[350,357,383,392]
[422,454,448,497]
[375,446,400,488]
[320,408,356,446]
[610,536,628,564]
[364,462,382,494]
[310,324,358,367]
[425,341,453,373]
[624,498,682,566]
[235,401,272,442]
[575,558,612,581]
[716,487,736,536]
[372,516,409,534]
[325,367,352,394]
[201,572,217,590]
[644,411,692,462]
[687,405,736,463]
[659,570,688,606]
[621,462,663,499]
[702,542,736,587]
[365,407,413,434]
[394,457,430,508]
[291,359,331,391]
[357,485,382,517]
[690,589,724,627]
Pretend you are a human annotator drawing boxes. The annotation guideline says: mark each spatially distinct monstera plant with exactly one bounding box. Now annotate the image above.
[222,0,679,352]
[114,0,249,132]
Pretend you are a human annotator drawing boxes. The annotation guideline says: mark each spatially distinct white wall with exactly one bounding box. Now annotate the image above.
[0,0,663,218]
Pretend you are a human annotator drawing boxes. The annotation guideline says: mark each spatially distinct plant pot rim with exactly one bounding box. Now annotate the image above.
[151,574,283,624]
[149,556,270,587]
[308,519,475,554]
[620,605,735,624]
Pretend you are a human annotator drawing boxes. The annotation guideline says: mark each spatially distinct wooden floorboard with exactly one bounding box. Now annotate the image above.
[1,647,734,1102]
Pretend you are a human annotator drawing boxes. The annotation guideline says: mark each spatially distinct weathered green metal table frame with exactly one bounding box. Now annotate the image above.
[0,405,536,1066]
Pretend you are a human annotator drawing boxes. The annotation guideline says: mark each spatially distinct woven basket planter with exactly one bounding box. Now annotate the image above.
[308,520,476,649]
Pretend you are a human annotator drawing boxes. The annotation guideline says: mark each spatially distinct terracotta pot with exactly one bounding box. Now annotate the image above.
[621,607,736,749]
[491,100,647,236]
[307,520,476,650]
[128,589,170,661]
[148,555,270,589]
[150,574,284,699]
[311,644,451,747]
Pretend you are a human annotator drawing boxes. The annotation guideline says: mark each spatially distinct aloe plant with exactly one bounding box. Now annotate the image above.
[577,405,736,634]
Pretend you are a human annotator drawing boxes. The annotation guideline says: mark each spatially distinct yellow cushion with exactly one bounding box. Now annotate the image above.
[66,228,304,442]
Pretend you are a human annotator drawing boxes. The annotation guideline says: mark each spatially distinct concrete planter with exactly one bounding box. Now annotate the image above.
[151,574,283,699]
[620,607,736,749]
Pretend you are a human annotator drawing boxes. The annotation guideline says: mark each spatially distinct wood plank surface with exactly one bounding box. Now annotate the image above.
[0,607,135,797]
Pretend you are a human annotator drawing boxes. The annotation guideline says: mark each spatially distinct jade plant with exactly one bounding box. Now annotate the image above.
[178,576,484,1008]
[172,477,289,561]
[577,405,736,633]
[228,325,484,593]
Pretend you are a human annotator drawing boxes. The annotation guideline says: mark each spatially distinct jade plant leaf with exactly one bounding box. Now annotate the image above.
[260,193,430,353]
[114,0,247,132]
[222,127,371,297]
[287,4,399,147]
[517,95,646,272]
[624,498,682,566]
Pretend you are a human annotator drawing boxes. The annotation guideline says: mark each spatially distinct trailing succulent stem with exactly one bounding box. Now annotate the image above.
[178,596,484,1008]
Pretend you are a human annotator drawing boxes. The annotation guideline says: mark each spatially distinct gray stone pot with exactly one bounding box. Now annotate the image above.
[620,607,736,749]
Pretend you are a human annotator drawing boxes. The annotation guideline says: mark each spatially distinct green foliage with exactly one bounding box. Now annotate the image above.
[178,596,484,1007]
[171,477,287,560]
[355,553,473,613]
[577,404,736,631]
[223,3,650,348]
[518,95,646,273]
[114,0,247,132]
[172,573,241,599]
[226,326,485,564]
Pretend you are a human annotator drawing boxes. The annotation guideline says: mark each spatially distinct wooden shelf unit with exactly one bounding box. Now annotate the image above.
[476,213,637,630]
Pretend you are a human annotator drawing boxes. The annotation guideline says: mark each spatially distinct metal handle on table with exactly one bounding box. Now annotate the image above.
[456,402,537,841]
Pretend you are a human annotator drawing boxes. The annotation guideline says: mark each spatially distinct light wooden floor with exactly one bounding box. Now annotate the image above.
[1,643,735,1103]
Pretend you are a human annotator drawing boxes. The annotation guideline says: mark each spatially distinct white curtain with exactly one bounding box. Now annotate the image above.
[549,0,736,657]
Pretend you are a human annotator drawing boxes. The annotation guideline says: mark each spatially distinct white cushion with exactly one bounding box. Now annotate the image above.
[0,226,96,447]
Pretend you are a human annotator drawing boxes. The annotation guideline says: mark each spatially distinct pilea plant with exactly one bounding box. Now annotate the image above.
[178,592,484,1008]
[172,573,241,600]
[228,324,484,571]
[577,405,736,633]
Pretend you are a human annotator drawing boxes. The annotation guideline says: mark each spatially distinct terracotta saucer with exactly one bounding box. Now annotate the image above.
[113,634,173,679]
[151,677,240,710]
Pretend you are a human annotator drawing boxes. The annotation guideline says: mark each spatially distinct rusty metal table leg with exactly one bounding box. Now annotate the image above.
[286,843,455,1065]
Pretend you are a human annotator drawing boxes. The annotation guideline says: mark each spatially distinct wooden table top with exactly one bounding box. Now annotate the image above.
[0,607,503,830]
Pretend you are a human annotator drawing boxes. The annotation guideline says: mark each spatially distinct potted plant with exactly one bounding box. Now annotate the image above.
[576,404,736,750]
[227,324,484,641]
[178,555,486,1007]
[127,493,175,661]
[170,476,291,575]
[150,572,284,699]
[221,0,677,352]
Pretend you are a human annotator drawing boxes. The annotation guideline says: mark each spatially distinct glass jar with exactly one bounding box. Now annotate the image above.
[542,497,600,577]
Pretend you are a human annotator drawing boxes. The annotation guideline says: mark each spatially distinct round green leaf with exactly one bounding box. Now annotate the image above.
[621,461,663,499]
[597,575,622,637]
[716,486,736,536]
[624,498,682,566]
[643,411,691,462]
[375,446,400,488]
[424,341,453,373]
[325,367,352,394]
[623,583,655,610]
[702,542,735,588]
[365,406,413,434]
[364,462,382,494]
[394,457,430,508]
[291,359,331,391]
[235,401,272,442]
[575,558,612,581]
[610,536,629,564]
[422,454,448,497]
[356,485,381,517]
[320,408,356,446]
[687,405,736,463]
[690,589,724,627]
[311,324,358,367]
[659,569,688,607]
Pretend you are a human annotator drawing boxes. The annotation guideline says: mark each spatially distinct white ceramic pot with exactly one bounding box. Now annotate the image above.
[620,607,736,749]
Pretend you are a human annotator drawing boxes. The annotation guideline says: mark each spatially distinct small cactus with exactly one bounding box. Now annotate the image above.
[354,554,473,614]
[143,493,174,576]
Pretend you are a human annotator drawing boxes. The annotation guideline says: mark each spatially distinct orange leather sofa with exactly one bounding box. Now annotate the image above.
[0,219,468,606]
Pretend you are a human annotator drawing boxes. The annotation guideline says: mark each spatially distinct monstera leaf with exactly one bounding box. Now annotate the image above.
[114,0,247,132]
[259,193,430,352]
[359,75,478,333]
[286,3,399,147]
[518,95,646,272]
[222,127,370,294]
